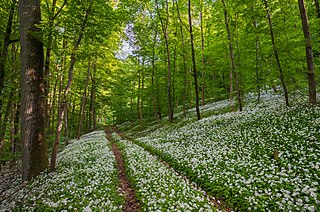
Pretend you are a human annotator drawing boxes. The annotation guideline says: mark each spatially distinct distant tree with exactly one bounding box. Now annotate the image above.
[188,0,201,120]
[156,0,174,122]
[221,0,242,111]
[263,0,289,106]
[50,0,92,171]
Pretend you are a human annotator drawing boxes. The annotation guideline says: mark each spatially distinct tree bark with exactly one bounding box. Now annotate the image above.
[298,0,317,105]
[263,0,289,106]
[19,0,48,181]
[50,0,92,171]
[188,0,201,120]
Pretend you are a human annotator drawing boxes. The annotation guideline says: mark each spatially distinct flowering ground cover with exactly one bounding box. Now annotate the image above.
[112,133,217,211]
[134,100,320,211]
[1,131,123,211]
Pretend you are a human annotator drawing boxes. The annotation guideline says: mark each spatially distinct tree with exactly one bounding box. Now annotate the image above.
[221,0,242,111]
[156,0,174,122]
[50,0,92,171]
[0,0,18,124]
[263,0,289,106]
[19,0,48,181]
[188,0,201,120]
[298,0,317,105]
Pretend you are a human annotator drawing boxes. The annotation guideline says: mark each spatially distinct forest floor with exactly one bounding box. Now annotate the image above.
[106,126,140,212]
[121,91,320,211]
[0,91,319,211]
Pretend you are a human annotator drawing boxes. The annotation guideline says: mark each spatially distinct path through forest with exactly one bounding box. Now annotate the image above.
[107,126,232,212]
[106,126,140,212]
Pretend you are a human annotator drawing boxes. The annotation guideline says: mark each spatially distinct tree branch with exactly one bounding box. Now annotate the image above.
[53,0,67,20]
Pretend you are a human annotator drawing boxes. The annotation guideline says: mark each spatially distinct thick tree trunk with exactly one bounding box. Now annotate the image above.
[264,0,289,106]
[298,0,317,105]
[50,0,92,171]
[0,1,17,125]
[19,0,48,181]
[77,61,91,139]
[188,0,201,120]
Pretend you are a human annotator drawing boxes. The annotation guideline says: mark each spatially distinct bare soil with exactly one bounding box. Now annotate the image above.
[106,127,140,212]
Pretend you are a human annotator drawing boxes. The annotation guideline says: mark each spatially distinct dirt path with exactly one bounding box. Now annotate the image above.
[111,126,233,212]
[106,127,140,212]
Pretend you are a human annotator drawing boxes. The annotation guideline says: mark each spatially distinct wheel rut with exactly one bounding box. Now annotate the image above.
[106,126,140,212]
[111,126,233,212]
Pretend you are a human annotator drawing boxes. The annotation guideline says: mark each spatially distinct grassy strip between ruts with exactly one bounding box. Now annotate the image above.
[112,132,217,211]
[132,103,320,211]
[2,131,124,211]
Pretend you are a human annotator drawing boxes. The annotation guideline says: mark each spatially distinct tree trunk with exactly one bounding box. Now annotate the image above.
[0,91,14,169]
[156,0,173,122]
[137,62,142,121]
[44,0,57,131]
[255,36,261,103]
[156,66,162,120]
[91,63,97,129]
[151,30,158,119]
[19,0,48,181]
[173,39,177,108]
[77,61,91,139]
[298,0,317,105]
[315,0,320,19]
[200,4,205,106]
[10,103,19,168]
[188,0,201,120]
[0,1,17,125]
[222,0,242,112]
[50,0,92,171]
[175,0,188,117]
[264,0,289,106]
[181,25,188,117]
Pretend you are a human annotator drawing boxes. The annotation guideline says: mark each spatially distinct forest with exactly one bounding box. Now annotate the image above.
[0,0,319,211]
